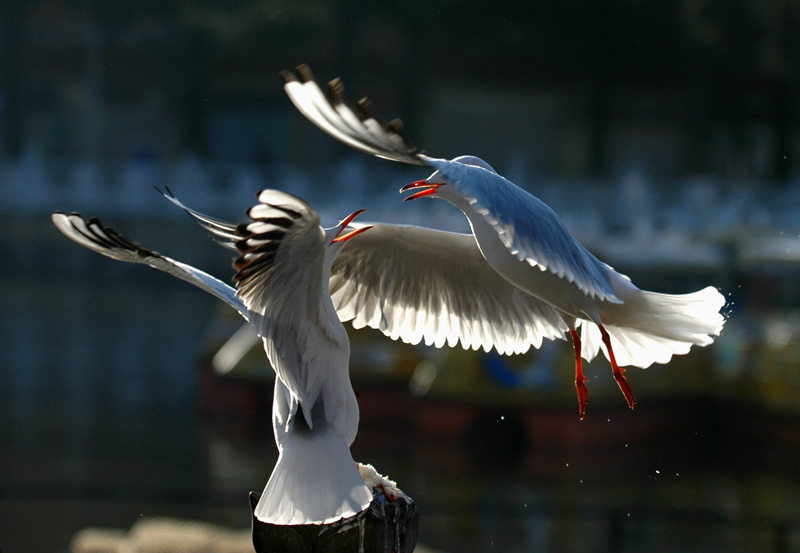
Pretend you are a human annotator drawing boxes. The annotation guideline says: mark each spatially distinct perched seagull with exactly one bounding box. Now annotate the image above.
[52,189,375,525]
[281,64,727,418]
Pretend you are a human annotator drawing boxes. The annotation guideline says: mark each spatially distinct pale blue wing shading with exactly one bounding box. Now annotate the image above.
[423,157,620,304]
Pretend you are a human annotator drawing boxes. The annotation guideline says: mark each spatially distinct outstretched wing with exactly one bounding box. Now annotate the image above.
[56,190,357,442]
[51,211,248,318]
[424,157,621,303]
[331,223,569,355]
[281,64,426,166]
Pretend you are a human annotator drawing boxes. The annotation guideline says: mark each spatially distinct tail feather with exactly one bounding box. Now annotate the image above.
[582,286,726,368]
[255,424,372,525]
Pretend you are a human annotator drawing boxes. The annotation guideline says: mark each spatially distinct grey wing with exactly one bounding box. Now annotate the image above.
[51,212,248,318]
[281,64,427,166]
[330,223,569,355]
[426,158,621,303]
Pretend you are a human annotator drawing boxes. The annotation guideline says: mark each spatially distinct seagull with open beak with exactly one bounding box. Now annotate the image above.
[52,189,375,525]
[281,64,726,419]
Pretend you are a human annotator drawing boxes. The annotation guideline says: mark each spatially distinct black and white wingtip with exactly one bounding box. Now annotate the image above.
[281,64,427,166]
[52,211,158,262]
[231,191,307,286]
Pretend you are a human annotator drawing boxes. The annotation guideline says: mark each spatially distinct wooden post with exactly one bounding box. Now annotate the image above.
[249,485,419,553]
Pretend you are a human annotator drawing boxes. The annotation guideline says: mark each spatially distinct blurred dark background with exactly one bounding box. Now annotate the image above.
[2,0,800,177]
[2,1,800,552]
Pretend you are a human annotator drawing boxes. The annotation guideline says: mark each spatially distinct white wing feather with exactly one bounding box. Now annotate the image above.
[331,223,569,355]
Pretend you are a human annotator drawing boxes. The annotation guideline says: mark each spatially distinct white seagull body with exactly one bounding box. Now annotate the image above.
[52,189,374,525]
[282,64,727,418]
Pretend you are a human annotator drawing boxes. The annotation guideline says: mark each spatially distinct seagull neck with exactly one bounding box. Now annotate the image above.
[321,246,348,339]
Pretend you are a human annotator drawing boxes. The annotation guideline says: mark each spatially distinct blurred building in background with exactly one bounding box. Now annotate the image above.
[2,0,799,179]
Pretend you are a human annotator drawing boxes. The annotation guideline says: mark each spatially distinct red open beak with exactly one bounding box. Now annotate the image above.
[332,209,373,243]
[400,180,444,201]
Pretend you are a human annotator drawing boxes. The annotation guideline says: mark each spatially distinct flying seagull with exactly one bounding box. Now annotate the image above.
[52,189,374,525]
[281,64,726,418]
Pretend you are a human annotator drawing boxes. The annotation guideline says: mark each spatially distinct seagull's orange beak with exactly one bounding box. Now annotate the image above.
[332,209,373,243]
[400,180,444,201]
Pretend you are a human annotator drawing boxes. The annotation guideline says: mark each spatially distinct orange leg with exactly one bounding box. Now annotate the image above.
[599,325,636,410]
[570,329,589,420]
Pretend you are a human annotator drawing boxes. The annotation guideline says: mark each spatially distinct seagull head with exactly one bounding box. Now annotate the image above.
[400,155,498,202]
[327,209,373,247]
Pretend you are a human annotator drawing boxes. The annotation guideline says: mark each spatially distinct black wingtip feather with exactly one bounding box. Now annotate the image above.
[328,78,345,105]
[236,239,281,255]
[282,64,426,165]
[279,69,297,85]
[296,64,314,83]
[232,251,277,280]
[270,205,302,220]
[262,217,294,229]
[101,222,156,255]
[249,229,285,241]
[356,97,374,121]
[83,217,122,250]
[387,119,418,152]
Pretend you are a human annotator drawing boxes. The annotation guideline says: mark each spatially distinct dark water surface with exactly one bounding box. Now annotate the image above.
[2,216,800,553]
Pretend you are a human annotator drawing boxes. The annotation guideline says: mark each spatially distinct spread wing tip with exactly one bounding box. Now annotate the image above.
[327,77,345,105]
[295,63,315,83]
[279,63,427,166]
[279,69,298,85]
[52,210,153,261]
